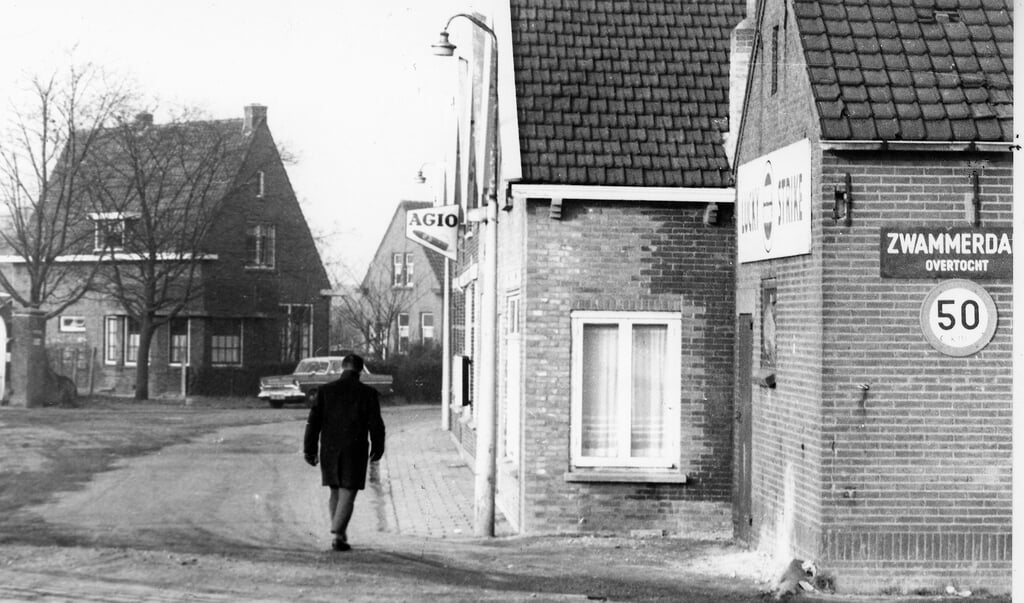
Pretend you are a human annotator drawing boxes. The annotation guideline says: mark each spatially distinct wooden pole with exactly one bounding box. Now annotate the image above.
[71,347,80,389]
[88,347,96,395]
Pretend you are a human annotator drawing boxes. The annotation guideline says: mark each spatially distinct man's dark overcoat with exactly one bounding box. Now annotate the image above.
[303,371,385,489]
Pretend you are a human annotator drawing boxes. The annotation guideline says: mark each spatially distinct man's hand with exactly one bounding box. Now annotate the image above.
[370,447,384,462]
[304,453,318,467]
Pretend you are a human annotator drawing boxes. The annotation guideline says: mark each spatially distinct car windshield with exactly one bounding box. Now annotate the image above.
[294,360,329,374]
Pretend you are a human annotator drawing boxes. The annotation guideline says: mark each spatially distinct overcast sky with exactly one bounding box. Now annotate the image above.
[0,0,482,283]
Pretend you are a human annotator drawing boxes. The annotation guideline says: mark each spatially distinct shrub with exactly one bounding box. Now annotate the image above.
[390,343,442,403]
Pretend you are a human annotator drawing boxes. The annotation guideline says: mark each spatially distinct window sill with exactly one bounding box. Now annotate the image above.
[245,265,275,272]
[563,471,689,484]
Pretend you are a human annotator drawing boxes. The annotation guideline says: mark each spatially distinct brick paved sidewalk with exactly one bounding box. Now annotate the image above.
[378,405,510,539]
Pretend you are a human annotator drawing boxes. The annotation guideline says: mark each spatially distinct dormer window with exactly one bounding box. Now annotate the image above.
[89,212,136,252]
[257,170,265,198]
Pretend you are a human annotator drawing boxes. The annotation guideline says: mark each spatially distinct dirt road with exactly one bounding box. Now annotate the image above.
[0,404,784,601]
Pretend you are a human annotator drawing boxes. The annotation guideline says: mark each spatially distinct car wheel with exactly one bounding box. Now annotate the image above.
[269,400,284,409]
[305,389,318,408]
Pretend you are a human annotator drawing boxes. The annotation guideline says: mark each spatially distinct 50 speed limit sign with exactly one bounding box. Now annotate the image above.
[919,279,998,357]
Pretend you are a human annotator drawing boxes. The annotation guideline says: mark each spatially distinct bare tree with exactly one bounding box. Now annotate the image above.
[81,110,245,400]
[0,65,130,406]
[333,264,433,361]
[0,65,130,314]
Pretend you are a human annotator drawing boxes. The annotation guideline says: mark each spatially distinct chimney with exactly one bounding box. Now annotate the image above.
[724,2,757,167]
[134,112,153,127]
[243,104,267,133]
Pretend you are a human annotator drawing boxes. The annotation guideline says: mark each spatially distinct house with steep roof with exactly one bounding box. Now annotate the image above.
[444,0,746,536]
[10,105,332,397]
[732,0,1011,593]
[357,201,445,359]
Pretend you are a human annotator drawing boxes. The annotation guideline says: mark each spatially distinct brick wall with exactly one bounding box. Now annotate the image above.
[818,152,1012,592]
[734,0,825,563]
[735,0,1012,592]
[520,198,735,534]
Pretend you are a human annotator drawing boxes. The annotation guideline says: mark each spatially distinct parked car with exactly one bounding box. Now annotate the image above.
[258,356,394,408]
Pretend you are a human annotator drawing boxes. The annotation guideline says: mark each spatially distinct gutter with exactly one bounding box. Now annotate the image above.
[510,184,736,204]
[820,140,1012,153]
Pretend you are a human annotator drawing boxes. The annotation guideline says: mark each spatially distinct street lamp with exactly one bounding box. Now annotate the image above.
[432,12,500,539]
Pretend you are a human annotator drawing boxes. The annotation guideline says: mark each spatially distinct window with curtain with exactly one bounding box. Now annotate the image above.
[570,311,681,469]
[210,318,243,365]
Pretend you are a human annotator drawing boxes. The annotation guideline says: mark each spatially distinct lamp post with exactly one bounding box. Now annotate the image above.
[432,13,500,538]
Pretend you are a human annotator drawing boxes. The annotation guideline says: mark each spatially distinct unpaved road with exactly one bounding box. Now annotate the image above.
[28,420,381,553]
[0,404,784,601]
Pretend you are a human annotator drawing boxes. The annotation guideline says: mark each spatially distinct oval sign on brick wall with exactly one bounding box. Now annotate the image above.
[919,279,998,357]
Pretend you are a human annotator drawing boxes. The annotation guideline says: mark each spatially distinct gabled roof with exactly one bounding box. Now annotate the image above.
[510,0,745,188]
[82,118,252,211]
[364,201,445,287]
[794,0,1013,142]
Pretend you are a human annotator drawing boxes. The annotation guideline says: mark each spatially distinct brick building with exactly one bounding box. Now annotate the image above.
[4,106,331,397]
[359,201,445,358]
[446,0,745,535]
[732,0,1011,593]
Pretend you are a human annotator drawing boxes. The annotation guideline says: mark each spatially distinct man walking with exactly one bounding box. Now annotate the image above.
[304,354,385,551]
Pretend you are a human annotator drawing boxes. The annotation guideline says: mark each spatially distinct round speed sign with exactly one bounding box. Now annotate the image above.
[919,279,998,357]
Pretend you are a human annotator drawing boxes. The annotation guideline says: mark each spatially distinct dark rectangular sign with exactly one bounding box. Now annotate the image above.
[879,226,1013,279]
[876,225,1011,280]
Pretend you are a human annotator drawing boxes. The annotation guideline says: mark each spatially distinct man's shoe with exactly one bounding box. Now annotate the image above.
[331,540,351,552]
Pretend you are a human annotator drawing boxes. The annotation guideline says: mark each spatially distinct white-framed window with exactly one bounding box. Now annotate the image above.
[397,312,410,353]
[210,318,243,365]
[93,218,129,251]
[245,224,276,269]
[103,315,140,366]
[59,316,86,333]
[125,317,140,366]
[392,252,414,287]
[570,311,681,469]
[279,304,312,362]
[256,170,265,198]
[421,312,435,343]
[104,316,121,364]
[169,317,189,366]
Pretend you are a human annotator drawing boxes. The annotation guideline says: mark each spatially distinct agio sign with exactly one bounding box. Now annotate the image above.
[405,205,461,260]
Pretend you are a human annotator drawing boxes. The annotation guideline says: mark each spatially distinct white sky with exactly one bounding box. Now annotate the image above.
[0,0,482,284]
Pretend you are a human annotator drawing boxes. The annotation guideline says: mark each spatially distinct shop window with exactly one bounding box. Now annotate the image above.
[421,312,435,343]
[245,224,276,269]
[210,318,243,365]
[280,304,312,362]
[397,313,410,353]
[169,318,189,366]
[570,312,681,469]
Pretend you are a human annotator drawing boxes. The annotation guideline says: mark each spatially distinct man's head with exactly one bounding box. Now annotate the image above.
[341,354,364,373]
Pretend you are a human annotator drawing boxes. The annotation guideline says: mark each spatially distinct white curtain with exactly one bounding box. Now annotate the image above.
[631,325,668,458]
[581,324,618,457]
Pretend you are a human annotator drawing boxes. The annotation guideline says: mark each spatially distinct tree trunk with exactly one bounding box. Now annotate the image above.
[134,316,154,401]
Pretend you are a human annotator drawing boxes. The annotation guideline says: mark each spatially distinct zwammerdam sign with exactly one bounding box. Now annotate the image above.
[880,226,1012,279]
[737,138,812,263]
[405,205,461,260]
